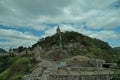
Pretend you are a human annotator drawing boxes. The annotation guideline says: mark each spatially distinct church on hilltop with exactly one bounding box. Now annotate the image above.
[56,25,61,34]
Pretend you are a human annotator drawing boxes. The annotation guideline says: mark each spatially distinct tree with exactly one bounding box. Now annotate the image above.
[18,46,24,52]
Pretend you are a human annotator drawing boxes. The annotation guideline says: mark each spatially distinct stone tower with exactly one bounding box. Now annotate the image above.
[56,25,61,34]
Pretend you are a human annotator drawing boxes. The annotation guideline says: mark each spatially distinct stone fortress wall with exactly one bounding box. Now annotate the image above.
[48,58,116,80]
[49,74,113,80]
[49,66,115,80]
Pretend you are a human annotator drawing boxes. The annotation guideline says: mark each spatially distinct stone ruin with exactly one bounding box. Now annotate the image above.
[24,57,117,80]
[48,58,115,80]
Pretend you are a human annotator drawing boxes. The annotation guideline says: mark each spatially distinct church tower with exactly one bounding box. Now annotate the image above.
[56,25,61,34]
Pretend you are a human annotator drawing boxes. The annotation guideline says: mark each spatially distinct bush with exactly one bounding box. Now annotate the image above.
[9,74,23,80]
[0,69,10,80]
[9,64,21,75]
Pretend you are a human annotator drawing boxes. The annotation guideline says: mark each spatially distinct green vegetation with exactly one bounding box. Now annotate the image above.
[12,46,27,52]
[113,47,120,51]
[113,47,120,67]
[112,48,120,80]
[112,54,120,79]
[31,31,114,62]
[39,31,111,49]
[0,55,37,80]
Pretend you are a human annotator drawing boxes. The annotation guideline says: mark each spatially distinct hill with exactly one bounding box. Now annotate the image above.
[11,31,114,62]
[0,31,119,80]
[30,31,114,62]
[0,48,7,53]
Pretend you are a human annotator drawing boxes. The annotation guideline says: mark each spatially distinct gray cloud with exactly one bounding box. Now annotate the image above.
[111,0,120,8]
[0,0,120,49]
[0,0,73,17]
[0,0,119,29]
[0,29,39,50]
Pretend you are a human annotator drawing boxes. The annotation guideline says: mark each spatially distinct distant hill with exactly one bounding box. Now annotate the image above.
[113,47,120,51]
[113,47,120,55]
[0,48,6,53]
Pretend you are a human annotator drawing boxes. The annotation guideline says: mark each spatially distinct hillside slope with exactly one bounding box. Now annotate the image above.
[30,31,114,62]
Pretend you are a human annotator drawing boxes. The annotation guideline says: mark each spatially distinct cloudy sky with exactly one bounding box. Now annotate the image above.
[0,0,120,50]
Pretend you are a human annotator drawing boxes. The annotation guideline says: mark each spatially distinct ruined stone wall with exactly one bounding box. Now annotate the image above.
[49,74,114,80]
[67,67,104,72]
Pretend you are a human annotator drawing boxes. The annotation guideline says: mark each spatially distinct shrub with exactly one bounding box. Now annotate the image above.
[9,74,23,80]
[9,64,21,75]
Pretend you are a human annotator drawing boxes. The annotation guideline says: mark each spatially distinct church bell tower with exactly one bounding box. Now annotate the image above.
[56,25,61,34]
